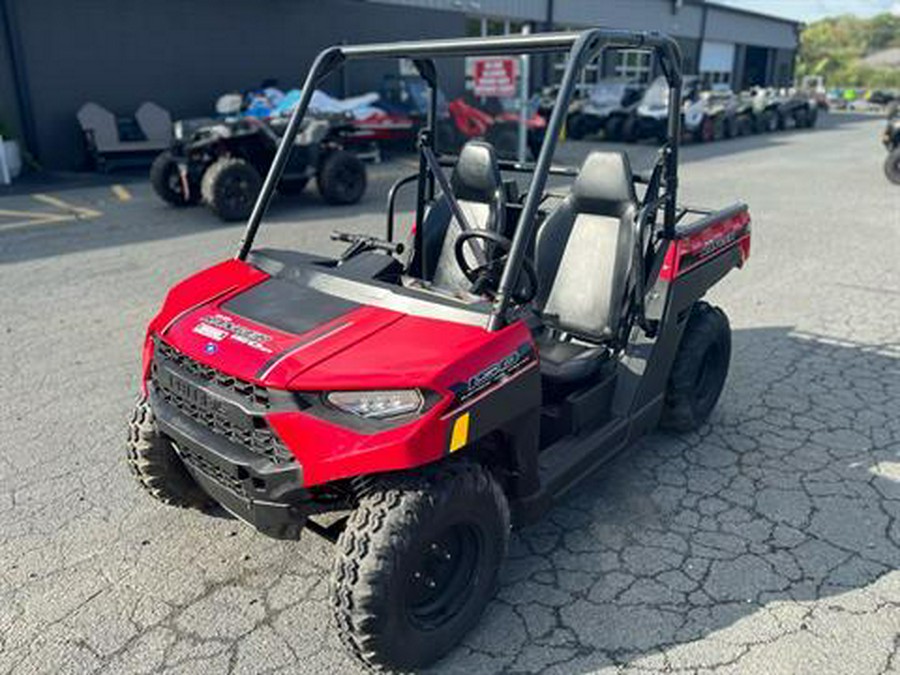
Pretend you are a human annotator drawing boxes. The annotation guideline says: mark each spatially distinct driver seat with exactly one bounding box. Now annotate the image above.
[431,141,506,294]
[534,151,638,386]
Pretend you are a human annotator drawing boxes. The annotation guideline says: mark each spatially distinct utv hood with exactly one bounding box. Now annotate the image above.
[152,260,521,394]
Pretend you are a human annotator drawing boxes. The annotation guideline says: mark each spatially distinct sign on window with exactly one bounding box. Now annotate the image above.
[471,57,519,98]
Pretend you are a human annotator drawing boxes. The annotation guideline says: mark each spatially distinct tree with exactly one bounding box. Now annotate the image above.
[797,13,900,88]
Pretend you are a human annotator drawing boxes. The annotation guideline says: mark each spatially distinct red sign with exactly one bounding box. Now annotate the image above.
[472,57,519,98]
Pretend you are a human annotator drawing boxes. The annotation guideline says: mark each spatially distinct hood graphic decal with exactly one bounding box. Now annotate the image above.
[222,278,360,336]
[256,321,354,379]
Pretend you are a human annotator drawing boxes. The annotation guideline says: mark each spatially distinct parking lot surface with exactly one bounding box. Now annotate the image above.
[1,114,898,675]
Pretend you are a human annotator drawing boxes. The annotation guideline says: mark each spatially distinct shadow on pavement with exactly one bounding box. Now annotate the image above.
[431,325,899,673]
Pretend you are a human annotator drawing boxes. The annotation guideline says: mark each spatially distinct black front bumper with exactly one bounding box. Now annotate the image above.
[150,387,310,539]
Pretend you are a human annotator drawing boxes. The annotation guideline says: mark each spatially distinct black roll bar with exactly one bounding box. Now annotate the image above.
[235,29,683,331]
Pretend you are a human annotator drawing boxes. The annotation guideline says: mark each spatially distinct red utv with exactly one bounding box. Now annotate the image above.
[128,30,751,671]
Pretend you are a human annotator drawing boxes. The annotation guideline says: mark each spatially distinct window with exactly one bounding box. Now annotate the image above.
[466,16,530,38]
[550,25,601,91]
[614,49,652,83]
[702,71,731,87]
[464,17,533,92]
[465,18,482,37]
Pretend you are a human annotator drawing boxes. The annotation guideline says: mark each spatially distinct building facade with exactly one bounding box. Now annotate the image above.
[371,0,799,90]
[0,0,799,170]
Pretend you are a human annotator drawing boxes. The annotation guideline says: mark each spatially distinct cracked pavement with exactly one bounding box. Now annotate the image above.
[1,113,898,674]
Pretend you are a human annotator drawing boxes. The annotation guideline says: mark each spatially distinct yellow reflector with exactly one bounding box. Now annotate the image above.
[449,413,470,453]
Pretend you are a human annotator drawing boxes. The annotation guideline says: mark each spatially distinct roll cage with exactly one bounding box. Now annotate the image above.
[236,29,684,332]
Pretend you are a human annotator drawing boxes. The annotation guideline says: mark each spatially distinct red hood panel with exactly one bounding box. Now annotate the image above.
[164,299,403,389]
[151,259,531,395]
[290,314,531,393]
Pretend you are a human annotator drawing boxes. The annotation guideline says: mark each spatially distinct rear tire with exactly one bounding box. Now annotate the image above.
[566,114,589,140]
[699,116,715,143]
[126,395,211,508]
[150,151,198,206]
[885,148,900,185]
[317,150,367,205]
[723,116,737,139]
[622,116,639,143]
[712,116,726,141]
[776,111,787,131]
[605,115,624,142]
[660,302,731,432]
[201,157,262,222]
[332,462,510,671]
[807,106,818,128]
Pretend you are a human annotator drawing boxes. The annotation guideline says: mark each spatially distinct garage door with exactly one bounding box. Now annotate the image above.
[700,40,735,86]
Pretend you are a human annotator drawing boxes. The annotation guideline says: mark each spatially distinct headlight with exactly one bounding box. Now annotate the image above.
[173,121,184,140]
[326,389,424,419]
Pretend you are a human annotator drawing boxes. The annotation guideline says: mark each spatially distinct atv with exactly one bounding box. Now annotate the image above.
[440,92,546,160]
[565,79,645,141]
[150,114,367,222]
[624,75,723,143]
[743,86,782,133]
[771,87,819,130]
[128,30,751,672]
[883,105,900,184]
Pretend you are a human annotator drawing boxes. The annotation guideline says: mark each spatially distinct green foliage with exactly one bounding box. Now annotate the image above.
[798,12,900,88]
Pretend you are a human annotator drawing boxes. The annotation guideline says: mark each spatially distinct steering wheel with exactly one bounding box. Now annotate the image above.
[454,230,538,305]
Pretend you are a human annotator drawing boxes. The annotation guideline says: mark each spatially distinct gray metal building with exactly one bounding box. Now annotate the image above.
[0,0,798,170]
[373,0,799,89]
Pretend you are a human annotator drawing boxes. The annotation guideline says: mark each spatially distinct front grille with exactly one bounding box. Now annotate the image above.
[178,445,248,498]
[156,340,271,409]
[152,340,294,465]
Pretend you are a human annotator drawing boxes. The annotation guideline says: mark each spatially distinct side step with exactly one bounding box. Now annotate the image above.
[512,395,664,526]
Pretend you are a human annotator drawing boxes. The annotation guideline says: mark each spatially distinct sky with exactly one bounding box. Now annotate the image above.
[716,0,900,22]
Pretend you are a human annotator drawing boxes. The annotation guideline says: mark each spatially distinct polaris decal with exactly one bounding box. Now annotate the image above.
[193,322,228,341]
[450,344,534,403]
[197,314,274,353]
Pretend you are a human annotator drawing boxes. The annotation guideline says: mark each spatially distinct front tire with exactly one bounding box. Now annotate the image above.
[885,148,900,185]
[332,462,510,671]
[126,396,211,508]
[660,302,731,432]
[201,157,262,222]
[150,151,198,206]
[317,150,367,205]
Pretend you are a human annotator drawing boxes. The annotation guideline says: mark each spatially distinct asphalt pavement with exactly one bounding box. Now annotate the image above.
[1,113,899,675]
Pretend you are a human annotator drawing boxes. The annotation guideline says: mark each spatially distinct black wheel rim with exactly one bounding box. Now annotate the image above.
[220,174,252,213]
[694,343,725,414]
[163,166,186,202]
[335,164,361,201]
[406,523,482,631]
